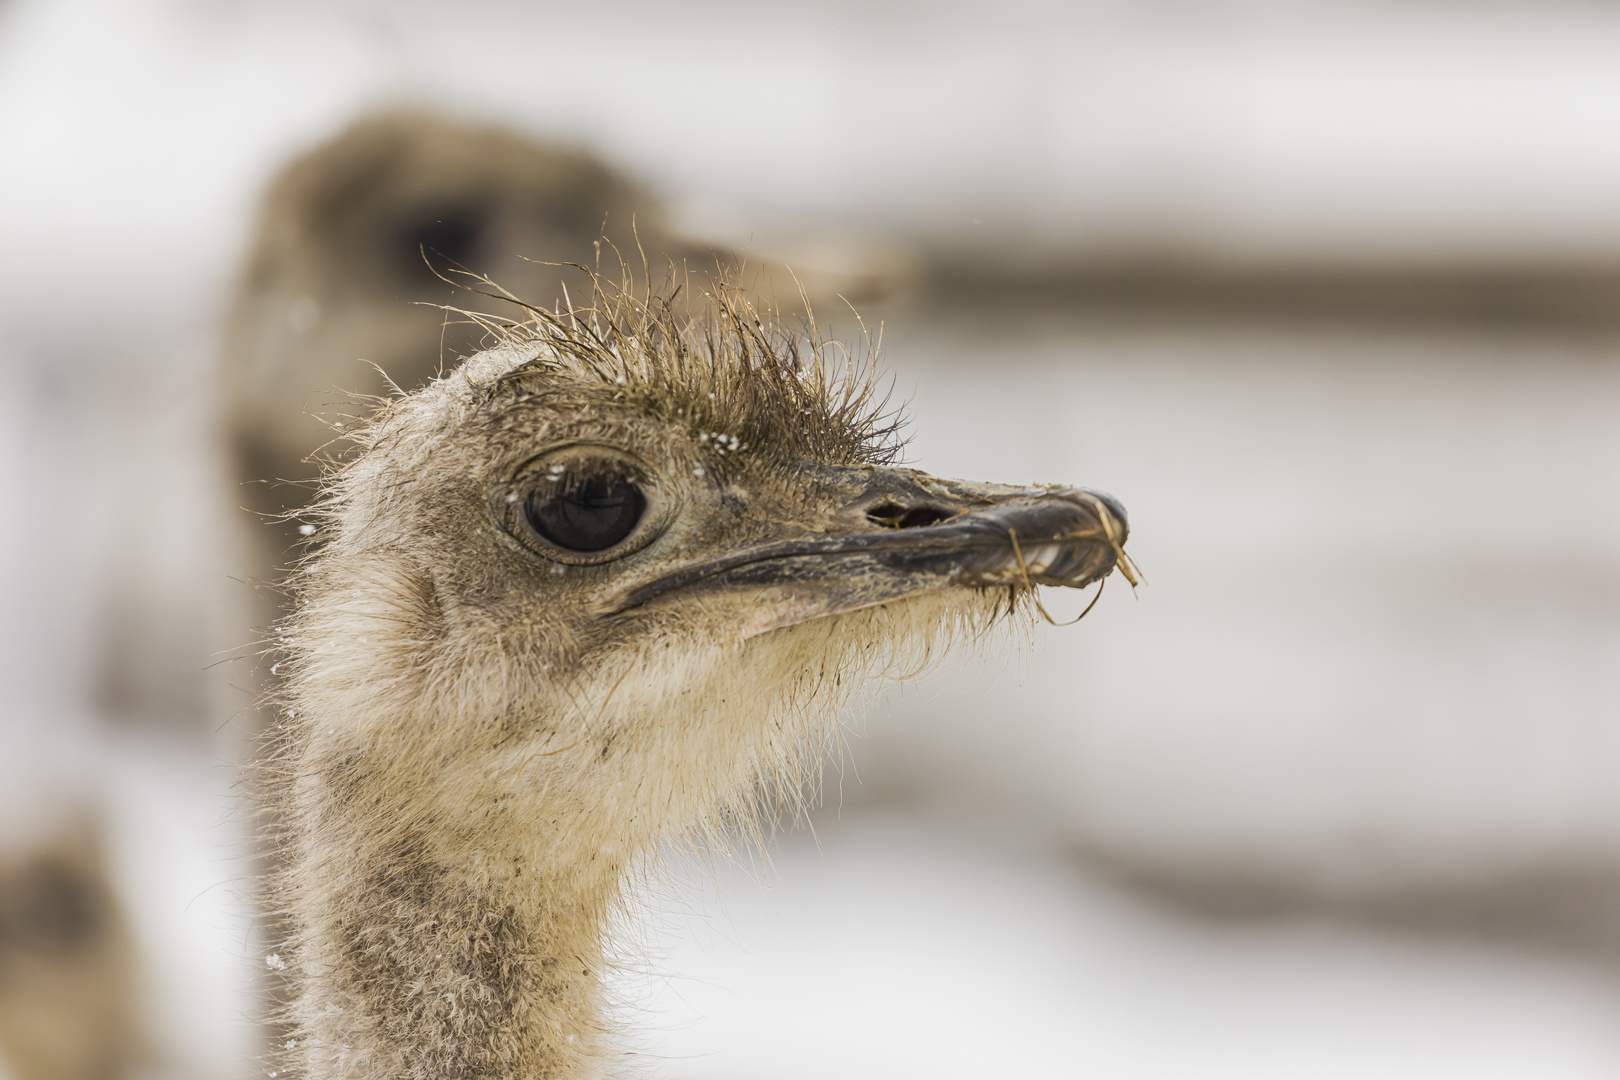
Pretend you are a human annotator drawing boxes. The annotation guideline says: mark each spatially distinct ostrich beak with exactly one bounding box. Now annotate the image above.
[595,466,1131,634]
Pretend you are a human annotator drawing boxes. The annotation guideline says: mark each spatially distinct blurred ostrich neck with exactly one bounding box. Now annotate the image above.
[297,695,648,1080]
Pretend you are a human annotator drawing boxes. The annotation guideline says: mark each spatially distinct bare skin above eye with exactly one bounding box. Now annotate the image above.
[261,282,1131,1080]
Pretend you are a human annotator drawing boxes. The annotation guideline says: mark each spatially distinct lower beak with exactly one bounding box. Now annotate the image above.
[594,469,1130,631]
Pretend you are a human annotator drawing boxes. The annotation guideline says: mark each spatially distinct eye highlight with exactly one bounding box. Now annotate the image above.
[497,445,666,564]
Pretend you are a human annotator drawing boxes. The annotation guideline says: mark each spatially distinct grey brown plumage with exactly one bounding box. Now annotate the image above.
[261,278,1129,1079]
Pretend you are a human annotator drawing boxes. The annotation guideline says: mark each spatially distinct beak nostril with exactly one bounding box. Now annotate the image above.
[866,502,955,530]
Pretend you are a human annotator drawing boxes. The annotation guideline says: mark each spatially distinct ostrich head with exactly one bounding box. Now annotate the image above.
[266,281,1130,1080]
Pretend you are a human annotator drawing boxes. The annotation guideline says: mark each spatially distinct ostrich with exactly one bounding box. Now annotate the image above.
[0,798,140,1080]
[262,279,1130,1080]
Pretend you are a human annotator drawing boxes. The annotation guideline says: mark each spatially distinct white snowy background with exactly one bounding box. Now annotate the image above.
[3,0,1620,1077]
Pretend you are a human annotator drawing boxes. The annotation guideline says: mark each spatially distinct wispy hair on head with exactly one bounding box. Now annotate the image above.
[421,257,907,474]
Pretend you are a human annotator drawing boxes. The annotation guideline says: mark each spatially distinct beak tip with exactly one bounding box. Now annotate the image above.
[1080,487,1129,537]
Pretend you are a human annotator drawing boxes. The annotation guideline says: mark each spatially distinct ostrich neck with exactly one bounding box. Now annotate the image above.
[289,733,632,1080]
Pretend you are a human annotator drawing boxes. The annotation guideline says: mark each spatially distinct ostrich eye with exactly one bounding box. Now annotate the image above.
[499,445,665,564]
[524,470,647,553]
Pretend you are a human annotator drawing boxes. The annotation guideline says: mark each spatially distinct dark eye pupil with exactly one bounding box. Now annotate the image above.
[525,474,646,552]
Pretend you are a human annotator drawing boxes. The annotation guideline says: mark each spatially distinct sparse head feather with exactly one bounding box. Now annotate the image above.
[358,271,904,473]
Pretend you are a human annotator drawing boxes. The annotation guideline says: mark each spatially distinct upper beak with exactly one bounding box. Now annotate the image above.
[593,465,1130,631]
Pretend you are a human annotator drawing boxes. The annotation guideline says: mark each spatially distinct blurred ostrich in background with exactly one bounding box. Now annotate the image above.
[0,810,141,1080]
